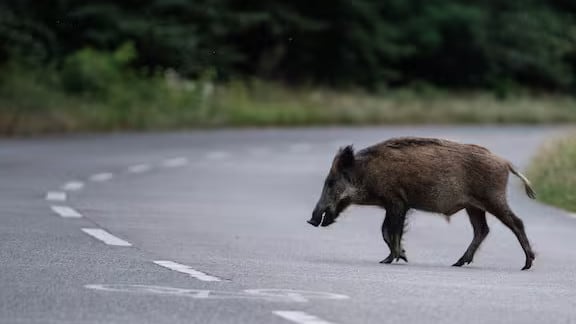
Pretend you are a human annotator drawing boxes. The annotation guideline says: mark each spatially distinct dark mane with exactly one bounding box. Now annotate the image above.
[382,137,447,149]
[357,137,491,161]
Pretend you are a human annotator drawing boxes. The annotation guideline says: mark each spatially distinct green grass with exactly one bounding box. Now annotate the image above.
[528,134,576,212]
[213,83,576,126]
[2,63,576,136]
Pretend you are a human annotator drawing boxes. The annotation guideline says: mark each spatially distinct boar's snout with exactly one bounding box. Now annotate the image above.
[307,219,320,227]
[307,207,335,227]
[307,207,323,227]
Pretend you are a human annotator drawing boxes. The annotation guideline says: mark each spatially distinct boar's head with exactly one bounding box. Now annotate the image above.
[309,145,356,227]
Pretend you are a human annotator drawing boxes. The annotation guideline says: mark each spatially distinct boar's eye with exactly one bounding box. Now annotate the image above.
[326,179,335,188]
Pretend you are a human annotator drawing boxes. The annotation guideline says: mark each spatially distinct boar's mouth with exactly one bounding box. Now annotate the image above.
[320,210,336,227]
[308,198,350,228]
[308,208,335,227]
[307,210,335,227]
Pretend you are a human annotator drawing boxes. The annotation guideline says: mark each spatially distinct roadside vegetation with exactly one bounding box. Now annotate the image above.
[2,44,576,135]
[528,134,576,212]
[2,1,576,135]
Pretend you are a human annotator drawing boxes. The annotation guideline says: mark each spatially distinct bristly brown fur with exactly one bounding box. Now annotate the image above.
[382,137,447,149]
[360,137,490,156]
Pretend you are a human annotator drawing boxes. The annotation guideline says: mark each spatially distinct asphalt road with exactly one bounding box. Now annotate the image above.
[1,126,575,324]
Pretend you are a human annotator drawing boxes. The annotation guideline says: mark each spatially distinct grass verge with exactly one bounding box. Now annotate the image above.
[1,62,576,136]
[527,134,576,212]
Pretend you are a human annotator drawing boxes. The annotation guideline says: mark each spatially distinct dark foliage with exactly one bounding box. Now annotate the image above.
[1,0,575,91]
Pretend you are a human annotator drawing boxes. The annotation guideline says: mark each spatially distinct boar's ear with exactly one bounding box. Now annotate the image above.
[336,145,355,171]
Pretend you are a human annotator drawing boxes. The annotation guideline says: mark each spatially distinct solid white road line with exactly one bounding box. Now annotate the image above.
[205,151,230,160]
[128,164,151,173]
[45,191,67,202]
[81,228,132,247]
[273,311,336,324]
[51,205,82,218]
[62,181,84,191]
[162,157,189,168]
[89,172,114,182]
[153,260,221,282]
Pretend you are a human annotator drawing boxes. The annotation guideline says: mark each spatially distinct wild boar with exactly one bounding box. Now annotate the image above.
[308,137,536,270]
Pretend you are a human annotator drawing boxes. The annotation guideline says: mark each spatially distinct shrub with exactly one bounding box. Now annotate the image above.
[60,43,136,95]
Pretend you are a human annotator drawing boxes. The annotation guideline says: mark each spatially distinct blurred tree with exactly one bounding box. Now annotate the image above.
[1,0,575,91]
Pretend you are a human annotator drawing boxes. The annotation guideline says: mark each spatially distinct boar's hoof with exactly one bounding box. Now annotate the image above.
[380,254,394,264]
[521,259,533,271]
[396,254,408,263]
[380,251,408,264]
[452,258,472,267]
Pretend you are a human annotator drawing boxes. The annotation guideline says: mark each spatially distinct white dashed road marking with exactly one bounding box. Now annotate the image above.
[81,228,132,246]
[205,151,230,160]
[273,311,336,324]
[45,191,67,202]
[62,181,84,191]
[89,172,114,182]
[128,164,151,173]
[162,157,189,168]
[153,261,221,282]
[51,205,82,218]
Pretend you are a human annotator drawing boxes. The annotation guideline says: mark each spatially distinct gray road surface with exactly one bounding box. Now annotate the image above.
[1,126,574,324]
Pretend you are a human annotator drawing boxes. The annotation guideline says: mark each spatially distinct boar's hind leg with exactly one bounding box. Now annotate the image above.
[380,206,408,264]
[453,207,489,267]
[489,203,535,270]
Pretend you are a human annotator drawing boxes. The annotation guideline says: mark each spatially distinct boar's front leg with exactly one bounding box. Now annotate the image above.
[380,205,408,264]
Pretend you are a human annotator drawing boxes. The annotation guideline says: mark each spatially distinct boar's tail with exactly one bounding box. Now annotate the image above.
[508,164,536,199]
